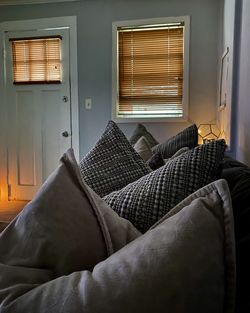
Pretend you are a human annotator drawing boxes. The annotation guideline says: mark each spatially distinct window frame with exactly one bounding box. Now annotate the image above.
[10,36,63,85]
[112,16,190,123]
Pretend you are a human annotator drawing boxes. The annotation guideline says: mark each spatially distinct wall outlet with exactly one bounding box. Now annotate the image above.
[85,98,92,109]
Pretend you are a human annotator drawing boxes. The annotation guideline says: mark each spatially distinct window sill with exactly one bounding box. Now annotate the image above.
[112,116,189,124]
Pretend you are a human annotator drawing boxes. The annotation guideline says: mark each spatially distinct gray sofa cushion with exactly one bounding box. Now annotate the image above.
[0,149,141,308]
[79,120,151,197]
[0,179,236,313]
[220,157,250,312]
[133,136,153,161]
[152,124,198,158]
[104,140,226,233]
[129,123,159,147]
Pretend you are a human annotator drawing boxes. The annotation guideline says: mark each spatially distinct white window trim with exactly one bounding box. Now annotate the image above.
[112,16,190,123]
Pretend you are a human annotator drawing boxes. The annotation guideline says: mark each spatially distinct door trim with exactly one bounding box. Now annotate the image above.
[0,16,79,201]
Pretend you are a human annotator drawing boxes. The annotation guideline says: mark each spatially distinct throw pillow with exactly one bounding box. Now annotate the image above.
[152,124,198,158]
[129,123,159,147]
[146,151,165,170]
[0,179,236,313]
[147,147,190,171]
[104,139,226,233]
[164,146,190,163]
[79,120,151,198]
[0,149,141,307]
[133,136,153,161]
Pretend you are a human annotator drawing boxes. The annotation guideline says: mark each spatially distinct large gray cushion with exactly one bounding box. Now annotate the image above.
[0,149,141,308]
[79,120,151,197]
[104,139,226,233]
[152,124,198,158]
[0,179,236,313]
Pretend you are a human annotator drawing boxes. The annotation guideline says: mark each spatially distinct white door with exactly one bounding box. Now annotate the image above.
[5,28,72,200]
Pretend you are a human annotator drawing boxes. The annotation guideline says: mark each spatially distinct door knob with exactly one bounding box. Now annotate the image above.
[62,131,69,137]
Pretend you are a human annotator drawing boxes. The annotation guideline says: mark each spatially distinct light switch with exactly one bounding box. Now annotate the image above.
[85,98,92,109]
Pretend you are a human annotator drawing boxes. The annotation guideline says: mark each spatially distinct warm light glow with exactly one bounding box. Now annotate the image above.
[0,184,8,202]
[198,124,221,145]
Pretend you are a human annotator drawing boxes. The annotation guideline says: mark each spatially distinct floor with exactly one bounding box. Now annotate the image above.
[0,200,28,222]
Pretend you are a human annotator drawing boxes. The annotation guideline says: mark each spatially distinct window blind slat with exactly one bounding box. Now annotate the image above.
[11,37,62,84]
[118,25,184,118]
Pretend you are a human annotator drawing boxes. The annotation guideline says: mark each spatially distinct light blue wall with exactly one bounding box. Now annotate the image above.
[0,0,221,157]
[234,0,250,165]
[221,0,250,165]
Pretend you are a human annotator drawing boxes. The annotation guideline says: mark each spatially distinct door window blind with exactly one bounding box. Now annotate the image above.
[10,36,62,84]
[118,24,184,118]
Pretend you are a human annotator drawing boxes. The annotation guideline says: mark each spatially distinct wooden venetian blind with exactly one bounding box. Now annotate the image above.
[11,36,62,84]
[118,24,184,118]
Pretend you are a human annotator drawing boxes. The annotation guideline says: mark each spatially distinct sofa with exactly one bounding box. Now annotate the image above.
[0,121,249,313]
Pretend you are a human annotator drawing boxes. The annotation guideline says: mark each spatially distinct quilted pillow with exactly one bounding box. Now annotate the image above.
[104,139,226,233]
[79,120,151,197]
[0,149,141,307]
[133,136,153,161]
[152,124,198,158]
[129,123,159,148]
[0,179,236,313]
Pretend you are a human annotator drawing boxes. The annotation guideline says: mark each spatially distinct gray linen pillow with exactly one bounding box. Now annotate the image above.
[133,136,153,161]
[104,139,226,233]
[0,149,141,308]
[79,120,151,197]
[164,146,190,163]
[129,123,159,147]
[152,124,198,158]
[0,179,236,313]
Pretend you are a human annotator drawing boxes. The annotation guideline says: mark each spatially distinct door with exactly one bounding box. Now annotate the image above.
[5,28,72,200]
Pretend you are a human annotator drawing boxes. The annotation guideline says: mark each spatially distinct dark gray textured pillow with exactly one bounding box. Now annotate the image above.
[146,151,165,170]
[164,146,190,163]
[104,140,226,233]
[152,124,198,158]
[79,120,151,197]
[129,123,159,148]
[0,179,236,313]
[147,147,190,171]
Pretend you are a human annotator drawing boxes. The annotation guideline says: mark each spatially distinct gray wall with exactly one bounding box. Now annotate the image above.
[235,0,250,165]
[0,0,221,157]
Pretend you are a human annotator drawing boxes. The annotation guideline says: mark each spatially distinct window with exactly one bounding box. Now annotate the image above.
[10,36,62,84]
[112,17,190,121]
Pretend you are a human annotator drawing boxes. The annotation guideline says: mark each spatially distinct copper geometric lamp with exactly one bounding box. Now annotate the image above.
[198,124,221,144]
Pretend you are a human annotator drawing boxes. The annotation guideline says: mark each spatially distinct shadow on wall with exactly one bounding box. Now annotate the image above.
[237,128,250,167]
